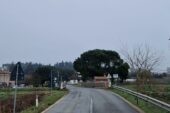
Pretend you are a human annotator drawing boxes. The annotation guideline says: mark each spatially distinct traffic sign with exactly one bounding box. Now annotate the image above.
[10,62,24,81]
[11,62,25,113]
[107,74,112,79]
[113,74,118,79]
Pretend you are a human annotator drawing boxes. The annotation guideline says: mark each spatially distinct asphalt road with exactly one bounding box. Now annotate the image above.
[45,86,139,113]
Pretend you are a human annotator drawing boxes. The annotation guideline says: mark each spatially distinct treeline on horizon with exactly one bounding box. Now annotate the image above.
[2,61,75,85]
[2,61,74,75]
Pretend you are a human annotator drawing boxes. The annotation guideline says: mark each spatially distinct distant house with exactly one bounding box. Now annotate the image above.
[0,68,14,86]
[167,67,170,75]
[94,76,109,88]
[68,74,79,84]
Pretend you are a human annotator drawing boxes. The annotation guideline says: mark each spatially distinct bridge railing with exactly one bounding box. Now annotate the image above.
[113,85,170,112]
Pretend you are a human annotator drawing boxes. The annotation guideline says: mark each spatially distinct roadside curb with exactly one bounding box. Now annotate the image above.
[112,92,145,113]
[41,94,68,113]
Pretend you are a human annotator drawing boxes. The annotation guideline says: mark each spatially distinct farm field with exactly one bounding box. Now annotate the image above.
[0,88,68,113]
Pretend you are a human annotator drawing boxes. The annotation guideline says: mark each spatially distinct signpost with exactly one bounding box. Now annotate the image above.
[113,74,118,85]
[10,62,24,113]
[113,74,118,79]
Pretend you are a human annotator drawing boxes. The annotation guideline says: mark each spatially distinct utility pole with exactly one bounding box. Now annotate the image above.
[11,62,24,113]
[50,70,53,95]
[57,71,59,88]
[13,64,18,113]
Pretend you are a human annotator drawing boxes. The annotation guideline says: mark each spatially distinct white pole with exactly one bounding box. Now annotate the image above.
[36,94,39,107]
[13,64,18,113]
[50,70,52,95]
[35,87,39,107]
[60,72,63,89]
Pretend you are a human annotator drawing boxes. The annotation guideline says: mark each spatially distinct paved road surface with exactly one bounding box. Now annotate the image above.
[46,86,139,113]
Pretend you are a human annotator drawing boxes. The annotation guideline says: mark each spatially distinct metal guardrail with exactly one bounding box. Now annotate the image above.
[113,85,170,112]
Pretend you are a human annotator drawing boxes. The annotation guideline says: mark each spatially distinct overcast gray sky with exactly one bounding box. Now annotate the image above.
[0,0,170,72]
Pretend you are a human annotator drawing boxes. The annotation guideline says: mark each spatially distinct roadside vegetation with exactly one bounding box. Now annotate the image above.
[0,88,68,113]
[21,89,68,113]
[120,83,170,104]
[111,87,170,113]
[0,61,71,113]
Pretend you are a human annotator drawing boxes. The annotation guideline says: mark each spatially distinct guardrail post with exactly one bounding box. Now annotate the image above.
[136,95,139,105]
[145,99,148,106]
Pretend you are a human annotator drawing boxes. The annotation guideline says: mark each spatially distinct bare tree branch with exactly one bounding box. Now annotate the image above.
[121,44,161,72]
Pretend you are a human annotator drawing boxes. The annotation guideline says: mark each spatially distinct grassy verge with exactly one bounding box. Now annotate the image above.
[0,88,68,113]
[0,87,52,100]
[111,88,170,113]
[120,84,170,104]
[20,89,68,113]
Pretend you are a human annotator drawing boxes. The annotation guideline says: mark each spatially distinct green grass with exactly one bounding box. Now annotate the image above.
[0,87,51,100]
[121,84,170,92]
[20,89,68,113]
[0,87,68,113]
[120,84,170,104]
[111,88,170,113]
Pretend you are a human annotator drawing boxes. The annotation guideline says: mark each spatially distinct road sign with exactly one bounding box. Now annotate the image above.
[10,62,24,81]
[107,74,112,79]
[113,74,118,79]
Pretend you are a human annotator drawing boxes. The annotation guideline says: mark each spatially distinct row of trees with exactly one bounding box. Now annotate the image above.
[3,62,43,75]
[73,44,161,84]
[54,61,73,70]
[4,44,161,86]
[3,61,74,75]
[3,62,75,87]
[25,66,75,87]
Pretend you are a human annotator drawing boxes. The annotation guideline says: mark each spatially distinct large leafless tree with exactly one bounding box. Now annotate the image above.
[121,44,161,72]
[121,44,162,104]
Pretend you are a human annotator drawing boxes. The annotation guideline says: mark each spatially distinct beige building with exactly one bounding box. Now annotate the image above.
[0,69,11,85]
